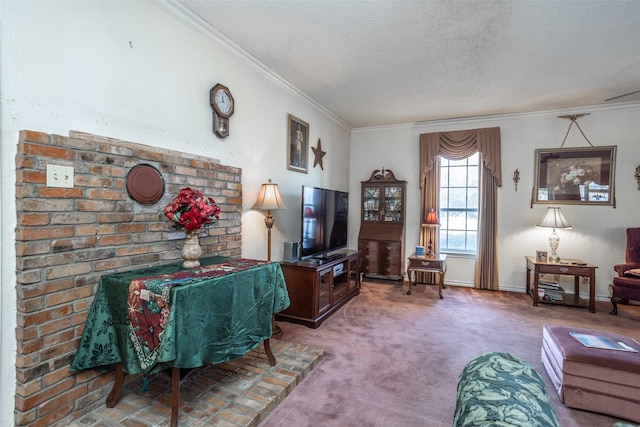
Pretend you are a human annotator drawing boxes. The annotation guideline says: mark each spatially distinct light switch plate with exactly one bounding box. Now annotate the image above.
[46,165,74,188]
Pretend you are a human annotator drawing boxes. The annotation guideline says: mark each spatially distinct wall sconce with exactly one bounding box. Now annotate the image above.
[536,207,572,262]
[513,168,520,191]
[635,165,640,190]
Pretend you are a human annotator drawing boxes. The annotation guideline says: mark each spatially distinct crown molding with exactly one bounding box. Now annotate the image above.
[150,0,351,131]
[352,101,640,134]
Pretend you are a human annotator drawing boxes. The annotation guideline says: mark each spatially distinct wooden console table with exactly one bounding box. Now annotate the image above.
[525,256,597,313]
[70,257,290,426]
[406,253,447,297]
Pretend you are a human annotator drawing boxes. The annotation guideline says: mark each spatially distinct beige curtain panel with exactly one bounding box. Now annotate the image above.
[419,127,501,290]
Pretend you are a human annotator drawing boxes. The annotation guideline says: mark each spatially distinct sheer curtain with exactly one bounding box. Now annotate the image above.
[418,127,502,290]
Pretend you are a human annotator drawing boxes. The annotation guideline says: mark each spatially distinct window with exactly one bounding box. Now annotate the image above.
[439,153,479,254]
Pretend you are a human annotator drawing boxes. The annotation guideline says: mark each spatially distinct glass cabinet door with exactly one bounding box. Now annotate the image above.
[347,258,360,293]
[363,186,380,222]
[383,185,403,222]
[317,269,332,314]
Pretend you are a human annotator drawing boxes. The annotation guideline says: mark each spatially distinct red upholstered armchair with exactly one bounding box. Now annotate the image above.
[610,227,640,315]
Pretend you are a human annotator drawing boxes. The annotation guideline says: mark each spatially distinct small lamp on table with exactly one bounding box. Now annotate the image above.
[536,207,572,262]
[422,209,440,257]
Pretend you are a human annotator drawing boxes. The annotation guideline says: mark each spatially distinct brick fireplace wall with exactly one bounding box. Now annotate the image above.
[14,130,242,426]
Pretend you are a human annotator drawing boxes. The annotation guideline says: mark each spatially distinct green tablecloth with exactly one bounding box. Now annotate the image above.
[70,257,289,375]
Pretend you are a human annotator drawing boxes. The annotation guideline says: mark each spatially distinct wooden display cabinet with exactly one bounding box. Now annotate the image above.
[358,169,406,281]
[276,250,361,328]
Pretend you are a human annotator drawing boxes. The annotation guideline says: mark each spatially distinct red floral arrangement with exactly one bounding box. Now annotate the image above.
[163,187,220,231]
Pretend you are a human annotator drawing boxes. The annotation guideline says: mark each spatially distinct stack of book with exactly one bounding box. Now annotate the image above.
[538,278,564,301]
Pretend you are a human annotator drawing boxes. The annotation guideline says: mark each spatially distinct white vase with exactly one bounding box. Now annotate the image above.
[182,230,202,268]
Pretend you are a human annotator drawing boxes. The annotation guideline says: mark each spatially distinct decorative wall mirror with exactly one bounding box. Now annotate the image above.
[533,146,616,206]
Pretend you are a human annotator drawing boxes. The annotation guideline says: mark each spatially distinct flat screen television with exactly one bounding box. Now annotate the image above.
[300,186,349,260]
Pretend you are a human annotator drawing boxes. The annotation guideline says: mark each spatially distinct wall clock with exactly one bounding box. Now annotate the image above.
[210,84,234,138]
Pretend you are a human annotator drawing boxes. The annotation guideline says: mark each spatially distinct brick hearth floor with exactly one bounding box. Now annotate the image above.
[68,340,324,427]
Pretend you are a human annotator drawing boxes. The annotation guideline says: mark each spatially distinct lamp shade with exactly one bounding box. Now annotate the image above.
[252,179,287,211]
[536,207,572,229]
[423,209,440,226]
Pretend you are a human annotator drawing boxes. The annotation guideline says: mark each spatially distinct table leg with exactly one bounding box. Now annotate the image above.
[272,316,283,339]
[438,272,443,299]
[532,268,540,307]
[406,269,413,295]
[264,339,276,366]
[589,271,596,313]
[106,362,124,408]
[171,367,179,427]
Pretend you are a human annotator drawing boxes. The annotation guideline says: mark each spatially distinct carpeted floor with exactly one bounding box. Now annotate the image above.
[260,280,640,427]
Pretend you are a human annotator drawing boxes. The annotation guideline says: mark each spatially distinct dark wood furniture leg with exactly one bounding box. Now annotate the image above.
[610,296,620,315]
[106,362,125,408]
[526,264,541,307]
[171,367,179,427]
[264,338,276,366]
[589,270,596,313]
[406,269,414,295]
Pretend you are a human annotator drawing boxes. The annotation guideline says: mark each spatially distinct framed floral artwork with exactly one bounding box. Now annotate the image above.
[533,146,617,206]
[287,114,309,173]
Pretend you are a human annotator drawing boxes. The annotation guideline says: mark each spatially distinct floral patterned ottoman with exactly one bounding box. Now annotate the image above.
[454,352,560,427]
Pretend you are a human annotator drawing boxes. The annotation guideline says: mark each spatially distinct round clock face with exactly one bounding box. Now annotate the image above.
[215,89,233,115]
[211,84,234,118]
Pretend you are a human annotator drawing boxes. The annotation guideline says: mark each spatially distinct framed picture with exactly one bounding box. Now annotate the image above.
[287,114,309,173]
[533,146,616,206]
[536,250,548,262]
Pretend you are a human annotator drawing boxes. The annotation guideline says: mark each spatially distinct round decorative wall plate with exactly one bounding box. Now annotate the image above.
[126,164,165,205]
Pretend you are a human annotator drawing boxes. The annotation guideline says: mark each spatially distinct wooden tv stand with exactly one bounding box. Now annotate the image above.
[276,250,361,328]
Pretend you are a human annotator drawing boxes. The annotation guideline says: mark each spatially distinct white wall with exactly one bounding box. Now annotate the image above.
[0,0,350,421]
[350,103,640,296]
[2,0,639,423]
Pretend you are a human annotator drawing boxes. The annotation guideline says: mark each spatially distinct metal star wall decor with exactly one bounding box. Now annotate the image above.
[312,138,326,170]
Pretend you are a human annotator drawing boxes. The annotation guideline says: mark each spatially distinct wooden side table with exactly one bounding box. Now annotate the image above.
[525,256,597,313]
[406,253,447,298]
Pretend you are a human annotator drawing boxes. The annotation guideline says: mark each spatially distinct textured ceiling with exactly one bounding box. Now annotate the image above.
[176,0,640,128]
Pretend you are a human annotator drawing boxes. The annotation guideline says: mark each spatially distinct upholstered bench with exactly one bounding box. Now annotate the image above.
[542,324,640,423]
[454,352,560,427]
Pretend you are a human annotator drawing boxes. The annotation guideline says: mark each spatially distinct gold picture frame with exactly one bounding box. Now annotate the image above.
[287,114,309,174]
[533,146,616,206]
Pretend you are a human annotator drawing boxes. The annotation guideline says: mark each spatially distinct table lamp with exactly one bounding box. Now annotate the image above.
[252,179,287,262]
[536,207,572,262]
[422,209,440,257]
